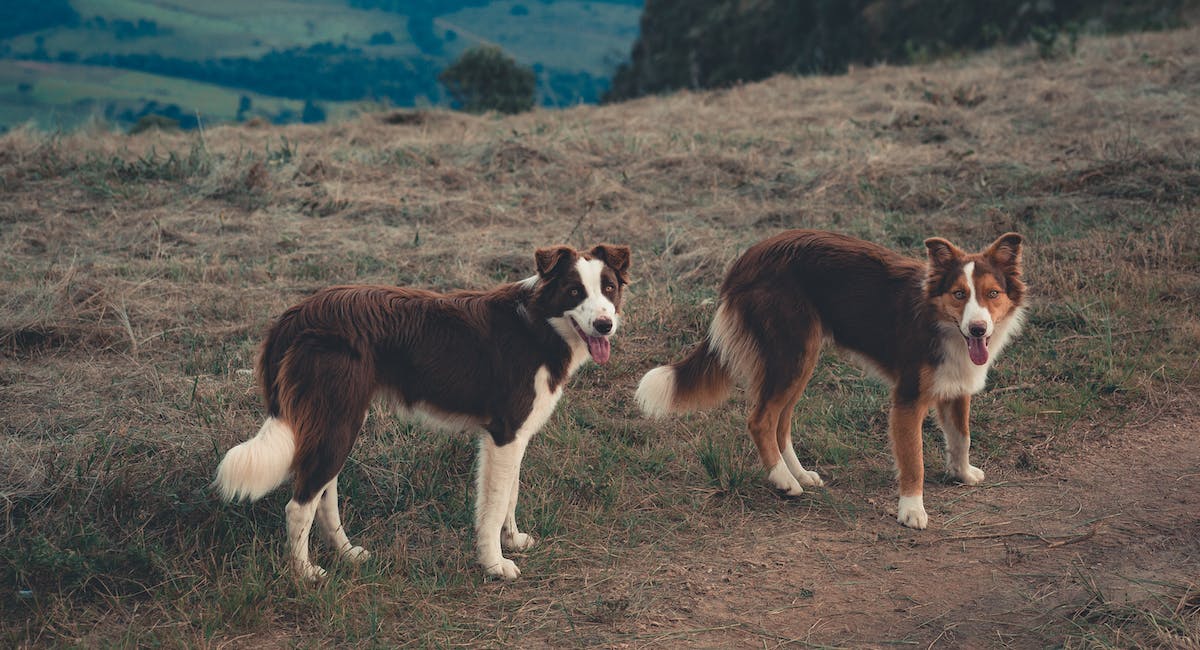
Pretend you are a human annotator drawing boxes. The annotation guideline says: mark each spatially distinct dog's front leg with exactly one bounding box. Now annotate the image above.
[502,468,535,552]
[936,395,985,485]
[475,434,527,579]
[889,399,930,529]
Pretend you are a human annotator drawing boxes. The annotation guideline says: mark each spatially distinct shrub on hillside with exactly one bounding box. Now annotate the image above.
[439,46,536,114]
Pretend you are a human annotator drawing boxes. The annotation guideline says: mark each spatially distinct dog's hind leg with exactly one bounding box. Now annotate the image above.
[285,498,324,580]
[776,332,824,488]
[935,395,984,485]
[280,339,373,580]
[750,392,805,496]
[315,475,370,563]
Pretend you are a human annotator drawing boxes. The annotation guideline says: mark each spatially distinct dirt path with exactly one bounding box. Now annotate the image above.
[568,415,1200,648]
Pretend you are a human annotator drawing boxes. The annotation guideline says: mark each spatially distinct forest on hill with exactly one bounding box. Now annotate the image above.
[608,0,1199,100]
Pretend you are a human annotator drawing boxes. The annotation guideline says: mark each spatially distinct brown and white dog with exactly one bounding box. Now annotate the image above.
[636,230,1025,528]
[215,244,631,580]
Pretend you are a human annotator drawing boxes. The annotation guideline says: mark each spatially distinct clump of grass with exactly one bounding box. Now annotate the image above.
[1061,572,1200,648]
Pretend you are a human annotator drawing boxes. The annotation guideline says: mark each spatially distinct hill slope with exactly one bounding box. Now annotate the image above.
[1,26,1198,647]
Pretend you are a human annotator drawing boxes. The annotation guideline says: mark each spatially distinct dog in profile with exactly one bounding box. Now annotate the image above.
[215,244,630,579]
[637,230,1025,528]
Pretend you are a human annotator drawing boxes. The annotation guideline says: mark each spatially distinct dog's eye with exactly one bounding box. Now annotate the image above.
[603,284,615,294]
[987,289,1000,299]
[569,287,580,297]
[953,290,967,300]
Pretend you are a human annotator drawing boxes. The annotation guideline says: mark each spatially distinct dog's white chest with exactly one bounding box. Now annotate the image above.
[931,346,991,399]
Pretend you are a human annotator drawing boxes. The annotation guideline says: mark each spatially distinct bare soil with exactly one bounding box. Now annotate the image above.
[565,413,1200,648]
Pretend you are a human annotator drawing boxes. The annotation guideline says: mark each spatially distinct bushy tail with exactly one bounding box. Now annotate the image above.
[214,417,296,502]
[636,336,734,417]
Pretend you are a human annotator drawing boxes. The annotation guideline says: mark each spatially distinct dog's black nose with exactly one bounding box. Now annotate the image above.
[594,318,613,335]
[968,321,988,338]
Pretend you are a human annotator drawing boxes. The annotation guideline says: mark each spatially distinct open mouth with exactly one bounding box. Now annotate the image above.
[963,334,991,366]
[570,318,611,364]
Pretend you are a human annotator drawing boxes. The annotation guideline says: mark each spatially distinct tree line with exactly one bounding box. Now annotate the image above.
[607,0,1195,100]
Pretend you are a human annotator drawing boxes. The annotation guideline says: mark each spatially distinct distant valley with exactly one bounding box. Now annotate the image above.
[0,0,643,131]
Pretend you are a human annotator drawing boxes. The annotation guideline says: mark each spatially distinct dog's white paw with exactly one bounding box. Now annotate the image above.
[768,461,805,496]
[341,545,371,563]
[897,495,929,529]
[954,464,985,486]
[796,468,824,487]
[294,561,328,581]
[483,557,522,580]
[503,532,536,552]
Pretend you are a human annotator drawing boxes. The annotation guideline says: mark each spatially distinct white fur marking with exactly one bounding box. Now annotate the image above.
[709,302,760,385]
[939,413,985,485]
[959,262,992,337]
[635,366,677,417]
[398,401,486,432]
[286,497,326,580]
[549,259,619,374]
[475,366,561,579]
[517,274,539,291]
[214,417,295,502]
[570,258,618,334]
[767,459,805,496]
[315,475,370,562]
[897,494,928,529]
[931,305,1027,399]
[782,444,824,487]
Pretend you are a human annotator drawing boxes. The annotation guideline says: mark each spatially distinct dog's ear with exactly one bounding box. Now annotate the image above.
[589,244,631,285]
[984,232,1023,273]
[924,237,964,270]
[535,245,577,279]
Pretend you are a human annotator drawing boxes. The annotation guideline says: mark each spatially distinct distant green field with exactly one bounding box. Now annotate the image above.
[0,60,354,130]
[7,0,420,60]
[440,1,642,75]
[0,0,641,129]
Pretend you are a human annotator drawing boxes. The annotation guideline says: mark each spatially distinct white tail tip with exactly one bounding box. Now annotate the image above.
[213,417,296,502]
[636,366,676,418]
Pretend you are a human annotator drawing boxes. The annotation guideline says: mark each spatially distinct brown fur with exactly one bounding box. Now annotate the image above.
[259,245,630,504]
[638,230,1025,520]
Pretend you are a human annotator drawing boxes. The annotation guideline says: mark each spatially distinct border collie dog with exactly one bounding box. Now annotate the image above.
[215,244,630,580]
[636,230,1025,529]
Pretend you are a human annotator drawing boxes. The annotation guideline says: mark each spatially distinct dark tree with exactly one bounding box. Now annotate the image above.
[439,46,536,114]
[368,30,396,45]
[237,95,252,120]
[301,99,327,123]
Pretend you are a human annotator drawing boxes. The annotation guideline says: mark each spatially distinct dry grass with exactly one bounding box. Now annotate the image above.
[2,28,1199,647]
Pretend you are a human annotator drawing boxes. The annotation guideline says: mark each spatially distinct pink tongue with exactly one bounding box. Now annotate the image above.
[967,337,989,366]
[586,335,611,364]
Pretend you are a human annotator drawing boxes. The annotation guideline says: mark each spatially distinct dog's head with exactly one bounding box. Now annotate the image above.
[531,244,631,364]
[924,233,1026,366]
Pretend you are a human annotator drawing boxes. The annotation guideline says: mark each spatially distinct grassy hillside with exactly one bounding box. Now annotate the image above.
[1,25,1198,647]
